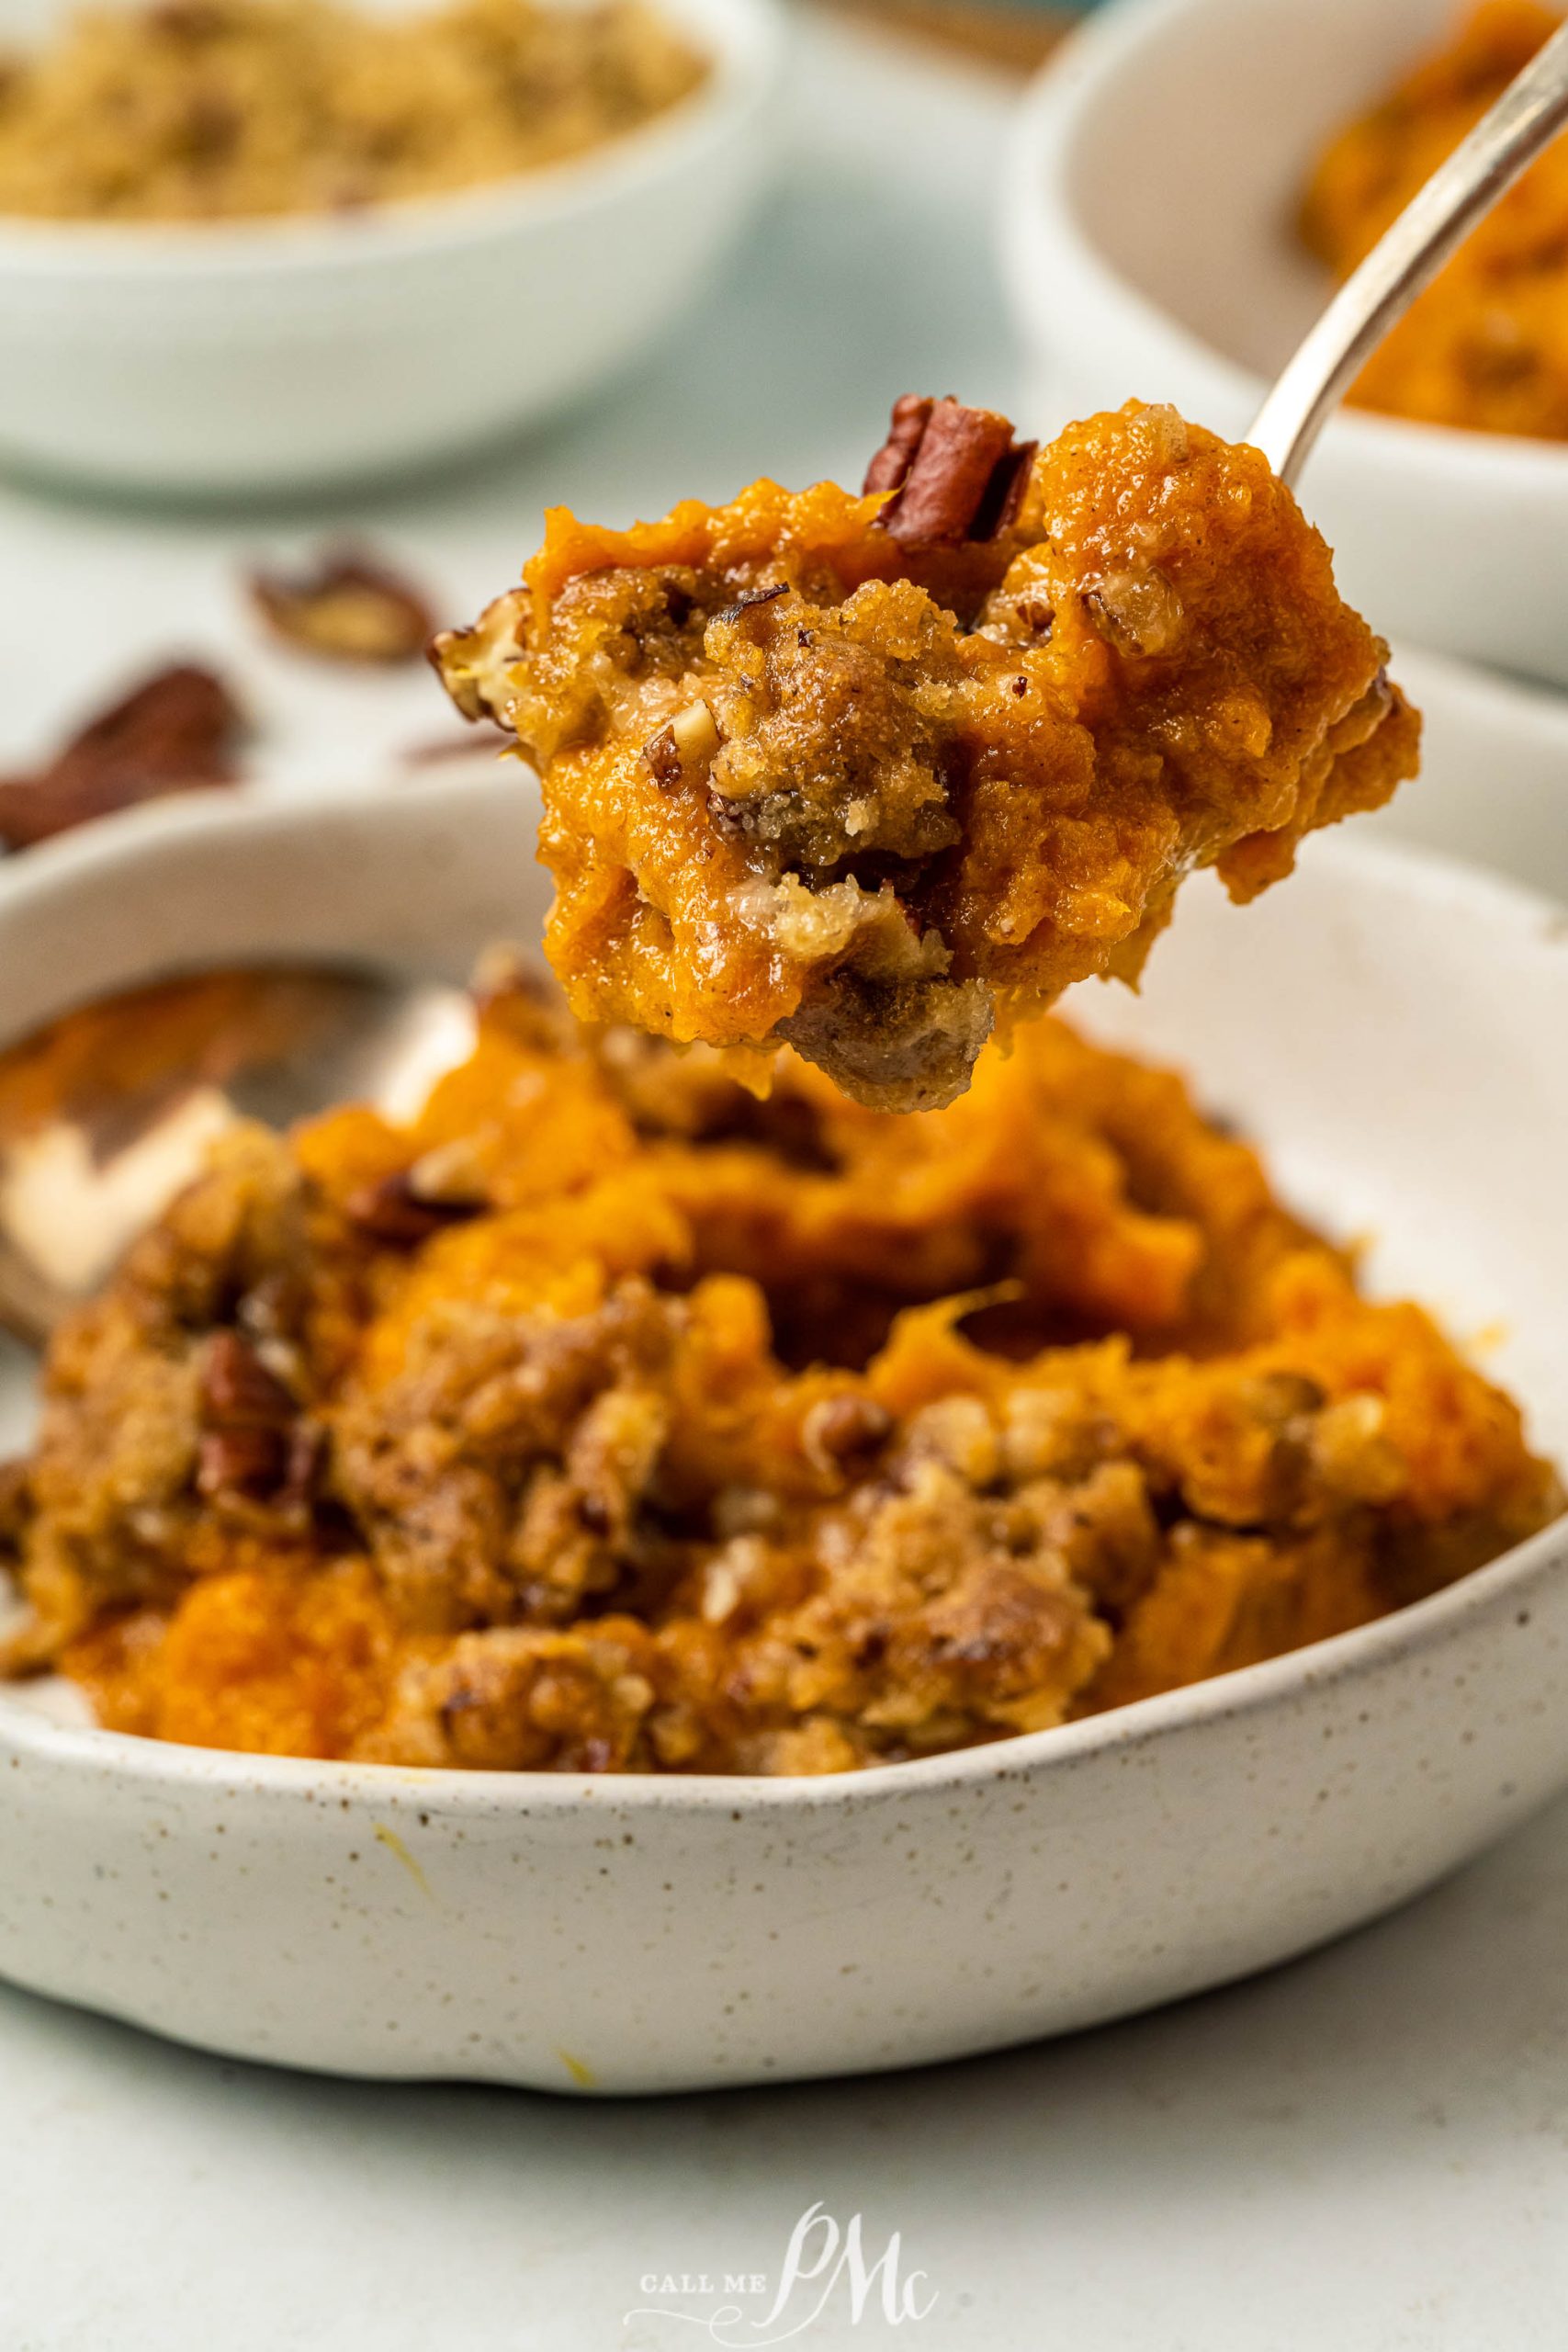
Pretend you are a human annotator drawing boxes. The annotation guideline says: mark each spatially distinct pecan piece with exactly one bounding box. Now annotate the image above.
[196,1425,290,1501]
[711,582,787,627]
[249,545,434,665]
[641,697,720,789]
[863,393,934,495]
[202,1329,295,1427]
[345,1170,487,1248]
[864,395,1037,548]
[197,1329,300,1502]
[642,727,683,790]
[0,663,243,851]
[803,1394,894,1477]
[149,0,226,38]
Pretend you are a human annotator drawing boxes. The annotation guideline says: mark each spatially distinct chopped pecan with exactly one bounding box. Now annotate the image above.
[803,1394,893,1476]
[181,90,240,163]
[196,1329,325,1507]
[201,1329,295,1427]
[276,1420,327,1512]
[0,1456,32,1549]
[642,726,683,790]
[149,0,226,38]
[346,1170,487,1249]
[0,663,243,851]
[196,1425,290,1500]
[712,582,787,627]
[864,395,1037,548]
[1084,567,1185,660]
[642,697,720,788]
[249,545,434,666]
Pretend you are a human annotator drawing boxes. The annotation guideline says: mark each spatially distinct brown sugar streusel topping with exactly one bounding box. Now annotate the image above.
[0,971,1553,1775]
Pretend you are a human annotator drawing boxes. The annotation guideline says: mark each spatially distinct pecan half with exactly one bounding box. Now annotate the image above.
[196,1329,301,1502]
[249,545,434,665]
[202,1329,295,1427]
[863,393,934,495]
[345,1170,488,1249]
[0,663,243,851]
[863,396,1037,548]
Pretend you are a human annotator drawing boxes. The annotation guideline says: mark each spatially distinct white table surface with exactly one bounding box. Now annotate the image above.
[2,17,1568,2349]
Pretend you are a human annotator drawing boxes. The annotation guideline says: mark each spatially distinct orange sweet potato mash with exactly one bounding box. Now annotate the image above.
[1302,1,1568,437]
[434,400,1418,1113]
[1,973,1554,1775]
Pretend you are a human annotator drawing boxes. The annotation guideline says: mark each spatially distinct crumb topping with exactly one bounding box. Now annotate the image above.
[1,972,1552,1775]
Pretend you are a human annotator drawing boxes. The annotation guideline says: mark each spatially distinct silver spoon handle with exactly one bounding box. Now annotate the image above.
[1250,16,1568,487]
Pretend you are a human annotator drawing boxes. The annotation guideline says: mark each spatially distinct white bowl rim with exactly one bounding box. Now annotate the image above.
[0,0,783,276]
[1000,0,1568,487]
[0,791,1562,1815]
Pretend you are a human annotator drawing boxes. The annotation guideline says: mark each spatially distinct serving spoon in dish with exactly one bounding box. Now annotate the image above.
[1,21,1565,1347]
[0,966,475,1346]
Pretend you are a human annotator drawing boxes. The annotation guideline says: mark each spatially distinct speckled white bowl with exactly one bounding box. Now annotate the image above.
[1000,0,1568,686]
[1,772,1567,2095]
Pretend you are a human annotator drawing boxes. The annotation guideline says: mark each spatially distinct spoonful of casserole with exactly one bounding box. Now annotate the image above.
[435,402,1416,1112]
[433,18,1568,1114]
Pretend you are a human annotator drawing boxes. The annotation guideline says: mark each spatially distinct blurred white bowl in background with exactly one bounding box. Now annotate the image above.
[1000,0,1568,689]
[0,0,784,496]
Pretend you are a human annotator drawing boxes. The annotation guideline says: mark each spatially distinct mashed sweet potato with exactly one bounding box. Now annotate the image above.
[434,399,1418,1113]
[0,968,1553,1775]
[1302,1,1568,437]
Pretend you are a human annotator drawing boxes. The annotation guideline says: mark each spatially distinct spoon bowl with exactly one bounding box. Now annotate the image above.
[0,965,476,1344]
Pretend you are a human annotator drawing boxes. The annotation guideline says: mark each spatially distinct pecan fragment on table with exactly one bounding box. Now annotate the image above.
[863,394,1037,548]
[0,663,243,851]
[249,545,434,665]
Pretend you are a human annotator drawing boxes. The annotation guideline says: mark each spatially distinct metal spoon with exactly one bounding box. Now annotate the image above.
[1251,15,1568,483]
[0,966,475,1345]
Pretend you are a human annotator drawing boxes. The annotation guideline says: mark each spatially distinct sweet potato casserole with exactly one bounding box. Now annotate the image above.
[0,0,705,223]
[0,971,1554,1774]
[435,399,1418,1114]
[1302,0,1568,438]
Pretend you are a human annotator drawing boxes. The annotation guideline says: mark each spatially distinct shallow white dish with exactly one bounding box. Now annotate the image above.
[1001,0,1568,688]
[1,775,1567,2095]
[0,0,783,495]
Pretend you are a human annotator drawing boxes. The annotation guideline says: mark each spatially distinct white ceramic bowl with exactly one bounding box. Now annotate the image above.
[0,772,1566,2093]
[0,0,783,495]
[1001,0,1568,687]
